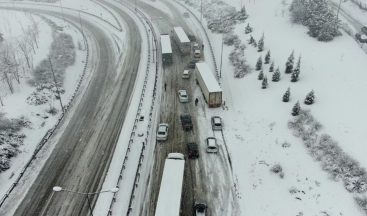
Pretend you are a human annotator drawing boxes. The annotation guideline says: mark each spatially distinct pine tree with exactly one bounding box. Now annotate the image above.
[248,35,255,44]
[255,56,263,71]
[264,50,271,64]
[304,90,315,105]
[258,34,265,52]
[291,56,301,82]
[282,87,290,102]
[245,23,253,34]
[269,61,274,72]
[285,51,295,74]
[262,76,268,89]
[292,101,301,116]
[272,67,281,82]
[258,70,264,80]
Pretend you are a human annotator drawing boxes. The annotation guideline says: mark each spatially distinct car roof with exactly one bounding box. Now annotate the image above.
[207,137,216,146]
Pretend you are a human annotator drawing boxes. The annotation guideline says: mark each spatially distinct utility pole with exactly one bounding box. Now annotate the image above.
[336,0,342,25]
[219,14,224,79]
[48,57,64,114]
[78,10,86,49]
[200,0,203,23]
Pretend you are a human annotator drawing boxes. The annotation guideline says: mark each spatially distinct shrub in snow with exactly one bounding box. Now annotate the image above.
[304,90,315,105]
[292,101,301,116]
[257,34,265,52]
[261,76,268,89]
[270,164,284,178]
[245,23,253,34]
[355,196,367,213]
[285,51,295,74]
[289,0,341,41]
[264,50,271,64]
[258,70,264,80]
[269,61,275,72]
[291,56,301,82]
[255,56,263,71]
[288,111,367,197]
[46,106,58,115]
[224,32,240,46]
[283,87,291,102]
[272,67,281,82]
[229,47,250,78]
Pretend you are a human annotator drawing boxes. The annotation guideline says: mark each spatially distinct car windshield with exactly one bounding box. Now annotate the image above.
[208,146,217,150]
[158,131,165,135]
[180,92,187,97]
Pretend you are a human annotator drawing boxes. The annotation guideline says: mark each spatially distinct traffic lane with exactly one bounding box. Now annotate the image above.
[10,6,141,216]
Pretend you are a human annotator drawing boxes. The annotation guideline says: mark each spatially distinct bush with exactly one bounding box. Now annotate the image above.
[223,32,240,46]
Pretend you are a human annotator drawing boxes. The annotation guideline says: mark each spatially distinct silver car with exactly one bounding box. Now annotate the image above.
[211,116,223,130]
[178,90,189,103]
[156,123,168,141]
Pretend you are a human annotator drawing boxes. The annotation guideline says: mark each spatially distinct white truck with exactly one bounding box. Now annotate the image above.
[195,62,222,108]
[172,26,191,54]
[160,34,172,64]
[154,153,185,216]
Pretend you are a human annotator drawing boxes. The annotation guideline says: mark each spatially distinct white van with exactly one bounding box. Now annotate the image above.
[182,70,190,79]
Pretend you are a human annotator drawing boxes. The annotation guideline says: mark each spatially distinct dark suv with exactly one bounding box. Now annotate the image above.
[187,143,199,159]
[194,202,207,216]
[180,114,193,131]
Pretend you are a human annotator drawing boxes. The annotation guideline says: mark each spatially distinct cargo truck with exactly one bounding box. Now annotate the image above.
[173,26,191,54]
[195,62,222,108]
[160,34,172,64]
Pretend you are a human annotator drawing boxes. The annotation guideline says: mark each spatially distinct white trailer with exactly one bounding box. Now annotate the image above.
[173,26,191,54]
[154,153,185,216]
[195,62,222,108]
[160,34,172,64]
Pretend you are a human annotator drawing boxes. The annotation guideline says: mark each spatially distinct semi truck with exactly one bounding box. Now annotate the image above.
[195,62,222,108]
[154,153,185,216]
[160,34,172,64]
[173,26,191,54]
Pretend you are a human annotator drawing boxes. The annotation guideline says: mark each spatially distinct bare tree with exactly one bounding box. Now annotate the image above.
[17,39,32,70]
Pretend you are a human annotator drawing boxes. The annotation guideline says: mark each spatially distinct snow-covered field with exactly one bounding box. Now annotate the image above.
[176,0,367,214]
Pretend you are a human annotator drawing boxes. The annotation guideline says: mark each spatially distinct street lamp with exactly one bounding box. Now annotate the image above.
[52,186,119,216]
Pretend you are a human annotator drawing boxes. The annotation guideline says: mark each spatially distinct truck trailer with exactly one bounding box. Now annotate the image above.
[154,153,185,216]
[173,26,191,54]
[160,34,172,64]
[195,62,222,108]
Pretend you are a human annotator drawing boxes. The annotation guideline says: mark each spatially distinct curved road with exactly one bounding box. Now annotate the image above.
[1,4,141,216]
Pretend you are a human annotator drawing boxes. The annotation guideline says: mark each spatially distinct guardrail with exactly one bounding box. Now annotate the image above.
[173,0,220,81]
[0,11,90,208]
[104,1,160,215]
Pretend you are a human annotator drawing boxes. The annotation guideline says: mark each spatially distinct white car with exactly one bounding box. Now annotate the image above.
[156,123,169,141]
[211,116,222,130]
[206,137,218,153]
[178,90,189,103]
[182,70,190,79]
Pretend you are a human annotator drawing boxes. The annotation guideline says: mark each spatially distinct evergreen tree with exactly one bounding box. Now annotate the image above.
[292,101,301,116]
[269,61,274,72]
[282,87,291,102]
[262,76,268,89]
[248,35,255,44]
[245,23,253,34]
[285,51,295,74]
[258,70,264,80]
[291,56,301,82]
[272,67,281,82]
[255,56,263,71]
[304,90,315,105]
[253,40,257,47]
[258,34,265,52]
[264,50,271,64]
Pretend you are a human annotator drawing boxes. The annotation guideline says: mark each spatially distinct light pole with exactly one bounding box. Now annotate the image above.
[48,57,64,114]
[52,186,119,216]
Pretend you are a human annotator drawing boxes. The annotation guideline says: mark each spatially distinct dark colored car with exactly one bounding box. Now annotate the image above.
[188,60,196,69]
[180,114,193,131]
[187,143,199,159]
[194,202,207,216]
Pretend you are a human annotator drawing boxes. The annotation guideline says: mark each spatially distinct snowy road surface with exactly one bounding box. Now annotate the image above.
[0,4,141,216]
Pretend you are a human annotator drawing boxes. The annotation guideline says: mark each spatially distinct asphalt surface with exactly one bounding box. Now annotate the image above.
[3,5,142,216]
[138,1,238,215]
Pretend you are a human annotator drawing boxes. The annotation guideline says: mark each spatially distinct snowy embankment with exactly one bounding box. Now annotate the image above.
[0,9,86,199]
[178,0,367,215]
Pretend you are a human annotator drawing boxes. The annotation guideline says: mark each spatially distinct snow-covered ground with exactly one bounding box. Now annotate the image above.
[0,9,87,197]
[175,0,367,214]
